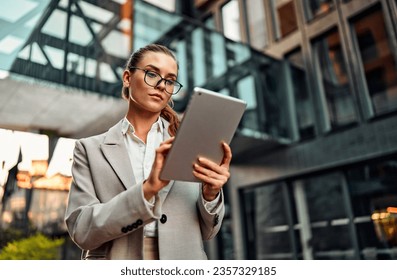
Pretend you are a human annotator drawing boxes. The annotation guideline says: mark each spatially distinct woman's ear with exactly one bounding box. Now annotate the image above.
[123,70,131,87]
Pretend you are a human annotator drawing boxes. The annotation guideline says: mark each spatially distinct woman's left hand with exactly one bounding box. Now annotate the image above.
[193,142,232,201]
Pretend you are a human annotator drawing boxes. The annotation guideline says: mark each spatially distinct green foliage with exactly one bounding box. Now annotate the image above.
[0,222,38,250]
[0,233,65,260]
[0,227,25,249]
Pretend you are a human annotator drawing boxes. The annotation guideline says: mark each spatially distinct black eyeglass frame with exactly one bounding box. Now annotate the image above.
[129,66,183,95]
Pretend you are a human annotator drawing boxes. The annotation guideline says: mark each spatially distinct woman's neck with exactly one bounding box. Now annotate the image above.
[126,111,161,143]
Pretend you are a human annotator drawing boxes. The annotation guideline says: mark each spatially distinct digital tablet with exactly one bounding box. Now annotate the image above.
[160,87,247,182]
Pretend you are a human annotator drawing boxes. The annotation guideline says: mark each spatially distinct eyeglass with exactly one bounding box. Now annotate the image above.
[129,67,183,95]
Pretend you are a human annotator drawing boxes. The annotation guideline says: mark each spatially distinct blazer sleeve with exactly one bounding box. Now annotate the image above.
[196,187,225,240]
[64,140,162,251]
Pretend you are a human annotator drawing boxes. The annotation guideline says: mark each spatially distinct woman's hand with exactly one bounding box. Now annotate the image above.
[143,137,174,201]
[193,142,232,201]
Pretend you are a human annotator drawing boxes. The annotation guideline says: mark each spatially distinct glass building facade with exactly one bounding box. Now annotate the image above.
[204,0,397,260]
[1,0,397,260]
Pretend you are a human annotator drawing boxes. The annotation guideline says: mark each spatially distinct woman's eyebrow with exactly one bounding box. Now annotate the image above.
[145,64,177,78]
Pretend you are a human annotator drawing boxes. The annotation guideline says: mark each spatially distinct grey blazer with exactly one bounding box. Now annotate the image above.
[64,119,224,260]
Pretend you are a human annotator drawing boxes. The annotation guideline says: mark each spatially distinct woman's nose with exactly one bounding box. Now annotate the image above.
[155,78,167,90]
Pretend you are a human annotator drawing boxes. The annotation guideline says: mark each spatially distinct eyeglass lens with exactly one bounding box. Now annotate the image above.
[144,71,181,95]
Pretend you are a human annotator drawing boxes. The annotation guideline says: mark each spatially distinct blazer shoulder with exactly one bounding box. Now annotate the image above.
[77,120,123,147]
[77,132,106,148]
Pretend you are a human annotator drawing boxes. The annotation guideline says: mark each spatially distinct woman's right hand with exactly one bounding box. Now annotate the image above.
[142,137,174,201]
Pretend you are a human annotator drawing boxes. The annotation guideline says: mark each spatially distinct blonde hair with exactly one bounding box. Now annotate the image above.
[122,44,180,136]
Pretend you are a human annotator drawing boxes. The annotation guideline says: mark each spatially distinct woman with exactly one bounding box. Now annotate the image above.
[65,44,232,260]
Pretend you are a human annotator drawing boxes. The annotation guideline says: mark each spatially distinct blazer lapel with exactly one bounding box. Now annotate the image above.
[99,117,177,199]
[100,120,135,190]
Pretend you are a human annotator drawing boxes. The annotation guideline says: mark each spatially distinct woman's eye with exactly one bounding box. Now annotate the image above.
[166,80,176,86]
[146,71,158,78]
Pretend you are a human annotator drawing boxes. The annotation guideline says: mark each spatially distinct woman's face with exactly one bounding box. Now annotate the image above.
[123,51,178,115]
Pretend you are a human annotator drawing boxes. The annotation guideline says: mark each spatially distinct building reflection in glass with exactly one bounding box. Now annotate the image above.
[372,208,397,247]
[312,29,357,128]
[0,130,74,237]
[352,5,397,115]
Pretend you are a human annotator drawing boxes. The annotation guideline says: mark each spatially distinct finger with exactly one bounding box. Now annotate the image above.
[220,142,232,167]
[153,141,174,168]
[159,137,175,149]
[156,138,174,153]
[193,171,225,188]
[196,157,228,175]
[193,163,227,181]
[193,164,230,190]
[154,147,171,165]
[162,136,175,144]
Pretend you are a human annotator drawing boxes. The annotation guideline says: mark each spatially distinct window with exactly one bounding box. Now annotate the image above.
[237,75,260,132]
[0,0,51,71]
[262,61,290,138]
[352,6,397,115]
[246,0,268,49]
[209,32,227,77]
[204,15,216,30]
[241,183,300,259]
[297,173,355,259]
[143,0,175,12]
[312,29,358,128]
[273,0,298,39]
[305,0,334,21]
[345,158,397,259]
[192,27,206,86]
[286,49,315,140]
[221,0,242,42]
[173,40,188,99]
[241,161,397,260]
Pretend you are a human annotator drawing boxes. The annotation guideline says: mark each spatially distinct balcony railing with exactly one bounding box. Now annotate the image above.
[0,0,292,152]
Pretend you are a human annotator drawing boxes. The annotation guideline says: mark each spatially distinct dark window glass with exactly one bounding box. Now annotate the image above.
[261,62,290,138]
[345,159,397,259]
[352,7,397,115]
[301,173,355,259]
[305,173,346,222]
[286,49,316,140]
[241,184,300,259]
[313,30,358,128]
[305,0,334,21]
[235,63,290,138]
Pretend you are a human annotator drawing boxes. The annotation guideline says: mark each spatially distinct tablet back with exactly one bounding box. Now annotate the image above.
[160,87,247,182]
